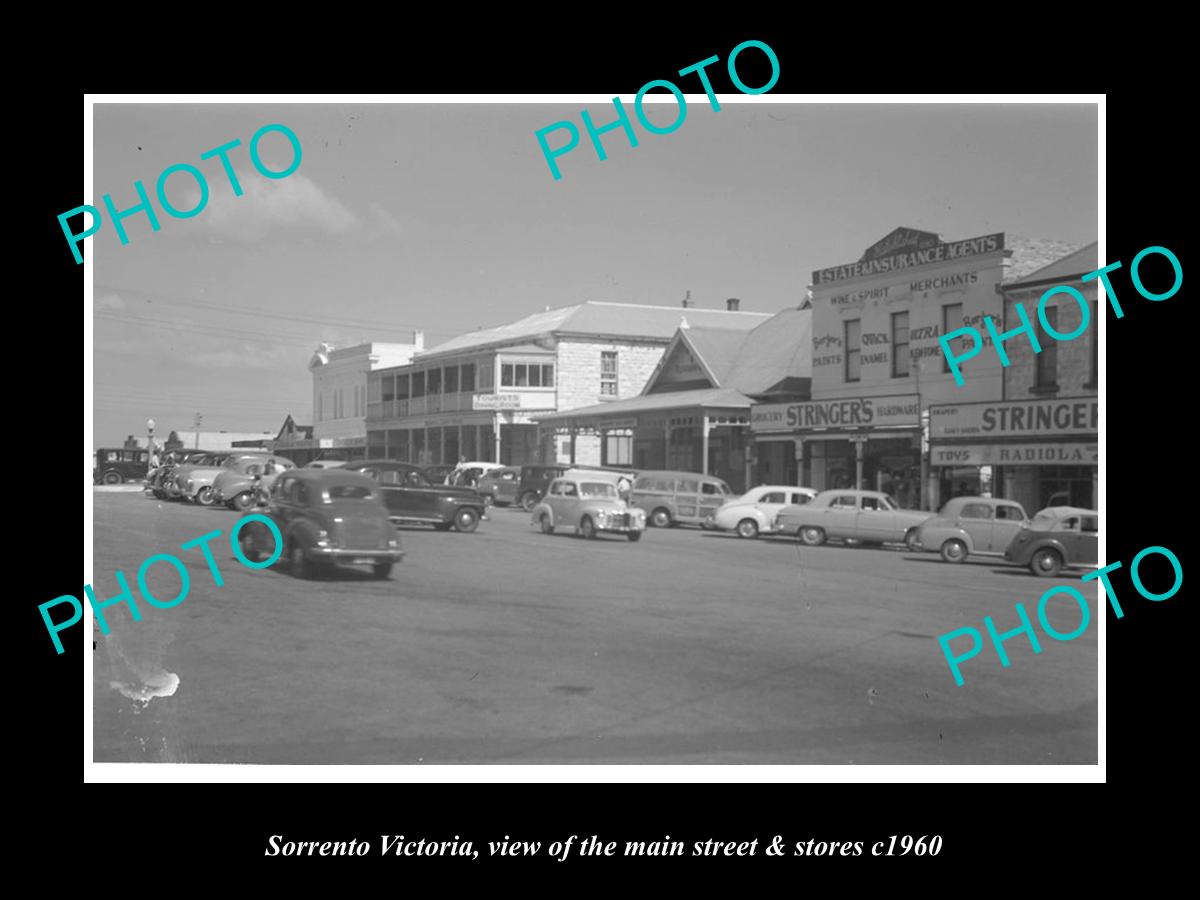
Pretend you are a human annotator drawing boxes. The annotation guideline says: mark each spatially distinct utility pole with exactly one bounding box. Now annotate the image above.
[193,412,203,449]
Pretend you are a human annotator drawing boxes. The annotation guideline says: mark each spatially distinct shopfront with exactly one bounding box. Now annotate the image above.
[928,396,1098,513]
[750,394,924,507]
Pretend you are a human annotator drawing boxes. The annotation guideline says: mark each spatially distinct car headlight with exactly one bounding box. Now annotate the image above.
[388,537,401,549]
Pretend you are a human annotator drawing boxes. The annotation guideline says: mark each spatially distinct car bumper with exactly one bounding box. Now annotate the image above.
[307,547,405,562]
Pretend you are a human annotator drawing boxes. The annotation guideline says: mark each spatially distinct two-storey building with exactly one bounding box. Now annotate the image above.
[364,301,772,467]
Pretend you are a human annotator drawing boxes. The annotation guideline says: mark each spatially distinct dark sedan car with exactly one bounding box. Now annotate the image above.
[343,460,486,532]
[477,466,521,506]
[235,469,404,579]
[1004,506,1099,577]
[422,464,456,486]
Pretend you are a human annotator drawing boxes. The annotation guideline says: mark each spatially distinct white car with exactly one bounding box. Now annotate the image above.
[708,485,818,538]
[447,460,505,486]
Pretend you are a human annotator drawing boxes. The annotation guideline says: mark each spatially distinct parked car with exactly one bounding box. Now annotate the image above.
[531,470,646,541]
[212,455,297,510]
[629,470,733,528]
[911,496,1030,563]
[235,469,404,579]
[775,489,935,549]
[421,464,456,485]
[1004,506,1099,577]
[342,460,487,532]
[708,485,818,538]
[517,464,635,511]
[146,449,211,498]
[476,465,521,506]
[171,451,267,505]
[304,459,347,469]
[94,447,151,484]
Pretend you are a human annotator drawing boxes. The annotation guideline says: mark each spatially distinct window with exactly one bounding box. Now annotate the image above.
[997,505,1026,521]
[329,484,375,501]
[500,362,551,388]
[861,496,883,510]
[830,495,858,509]
[542,364,555,387]
[789,492,811,505]
[528,364,541,387]
[479,360,494,391]
[1037,306,1058,388]
[844,320,861,382]
[445,365,459,394]
[461,362,475,393]
[411,370,425,398]
[601,351,618,395]
[892,311,910,377]
[1081,516,1098,533]
[942,303,963,374]
[580,482,617,499]
[678,479,700,493]
[501,364,514,386]
[762,491,786,504]
[605,433,632,465]
[396,373,409,401]
[427,367,442,395]
[701,482,721,496]
[960,503,994,519]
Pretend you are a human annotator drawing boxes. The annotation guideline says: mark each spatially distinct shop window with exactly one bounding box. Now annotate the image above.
[1036,307,1058,388]
[461,362,476,393]
[892,311,910,377]
[445,365,459,394]
[844,320,861,383]
[942,303,963,374]
[605,433,632,465]
[601,351,618,395]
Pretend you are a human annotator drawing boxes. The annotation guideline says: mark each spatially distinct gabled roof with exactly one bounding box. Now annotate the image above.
[1003,241,1098,288]
[724,306,812,397]
[1003,236,1087,283]
[419,301,770,359]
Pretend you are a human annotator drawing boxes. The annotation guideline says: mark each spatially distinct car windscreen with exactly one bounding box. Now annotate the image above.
[1030,511,1058,529]
[579,482,617,499]
[326,484,377,502]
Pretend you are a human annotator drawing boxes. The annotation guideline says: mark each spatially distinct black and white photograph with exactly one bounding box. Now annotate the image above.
[80,92,1104,773]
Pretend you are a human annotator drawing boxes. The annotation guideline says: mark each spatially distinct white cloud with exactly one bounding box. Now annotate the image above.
[178,173,359,243]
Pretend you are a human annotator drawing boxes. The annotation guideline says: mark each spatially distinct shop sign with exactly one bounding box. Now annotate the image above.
[751,395,920,432]
[473,394,521,410]
[929,397,1098,439]
[814,232,1004,285]
[931,443,1098,467]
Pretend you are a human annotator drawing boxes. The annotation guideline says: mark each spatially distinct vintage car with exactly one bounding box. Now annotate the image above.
[421,464,456,486]
[476,465,521,506]
[517,464,635,511]
[775,489,935,549]
[447,461,505,487]
[629,470,732,528]
[94,447,151,484]
[1004,506,1099,577]
[708,485,818,538]
[342,460,486,532]
[211,454,297,510]
[531,471,647,541]
[235,469,404,579]
[146,449,211,498]
[911,496,1030,563]
[167,452,255,504]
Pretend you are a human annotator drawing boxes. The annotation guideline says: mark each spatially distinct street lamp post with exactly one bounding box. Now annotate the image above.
[147,418,156,471]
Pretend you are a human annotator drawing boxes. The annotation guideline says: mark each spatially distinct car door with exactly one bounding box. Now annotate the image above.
[1053,515,1083,564]
[270,475,297,536]
[956,501,995,551]
[1077,514,1099,566]
[699,481,726,519]
[755,490,789,525]
[856,494,893,541]
[825,494,861,537]
[990,503,1028,554]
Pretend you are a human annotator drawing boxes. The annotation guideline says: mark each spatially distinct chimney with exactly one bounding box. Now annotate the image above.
[682,289,693,309]
[413,330,425,350]
[726,297,741,311]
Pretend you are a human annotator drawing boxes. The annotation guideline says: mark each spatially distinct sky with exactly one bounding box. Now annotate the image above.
[91,100,1098,447]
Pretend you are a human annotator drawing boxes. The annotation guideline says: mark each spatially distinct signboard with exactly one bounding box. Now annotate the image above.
[813,232,1004,285]
[332,436,364,448]
[929,397,1098,440]
[751,395,921,433]
[601,419,637,430]
[931,443,1098,467]
[318,438,334,448]
[472,394,521,410]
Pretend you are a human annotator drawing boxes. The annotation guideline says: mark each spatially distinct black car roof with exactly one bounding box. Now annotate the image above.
[279,468,379,487]
[345,459,421,470]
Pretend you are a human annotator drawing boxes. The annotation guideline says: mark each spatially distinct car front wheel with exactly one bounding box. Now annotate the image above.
[520,492,539,512]
[239,529,265,564]
[454,508,480,533]
[905,529,922,552]
[103,471,122,484]
[290,542,315,579]
[736,518,759,539]
[540,514,554,535]
[372,562,393,579]
[230,491,255,511]
[799,526,826,546]
[940,539,968,563]
[194,486,216,506]
[1031,548,1064,577]
[650,508,671,528]
[579,516,597,539]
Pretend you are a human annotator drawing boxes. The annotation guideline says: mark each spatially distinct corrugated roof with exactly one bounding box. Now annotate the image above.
[725,307,812,396]
[1003,236,1086,283]
[678,327,749,385]
[535,387,754,422]
[1004,241,1098,287]
[419,301,770,358]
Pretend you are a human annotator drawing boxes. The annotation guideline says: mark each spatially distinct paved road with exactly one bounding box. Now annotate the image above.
[91,491,1097,764]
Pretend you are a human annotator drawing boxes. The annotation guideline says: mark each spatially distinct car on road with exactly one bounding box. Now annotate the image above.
[476,465,521,506]
[775,489,935,549]
[236,469,404,579]
[1004,506,1099,577]
[531,470,646,541]
[448,461,505,487]
[517,464,635,511]
[708,485,818,538]
[342,460,487,532]
[911,497,1030,563]
[629,470,732,528]
[146,449,211,498]
[212,454,297,510]
[168,452,261,504]
[94,447,151,484]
